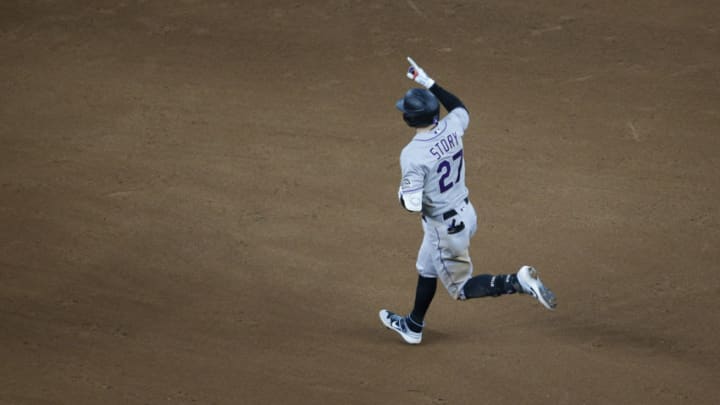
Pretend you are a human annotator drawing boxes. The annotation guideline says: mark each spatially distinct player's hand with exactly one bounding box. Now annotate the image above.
[406,57,435,88]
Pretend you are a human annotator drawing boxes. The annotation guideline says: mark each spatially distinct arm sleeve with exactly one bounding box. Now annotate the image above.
[429,83,467,114]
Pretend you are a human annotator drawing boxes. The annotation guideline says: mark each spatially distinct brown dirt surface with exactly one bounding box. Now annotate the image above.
[2,1,719,404]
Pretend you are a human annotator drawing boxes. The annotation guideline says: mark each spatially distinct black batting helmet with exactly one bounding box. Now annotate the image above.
[396,88,440,128]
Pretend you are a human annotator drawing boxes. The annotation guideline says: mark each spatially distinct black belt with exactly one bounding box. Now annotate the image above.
[442,198,469,220]
[423,198,469,222]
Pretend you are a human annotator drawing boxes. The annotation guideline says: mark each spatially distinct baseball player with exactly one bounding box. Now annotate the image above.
[379,57,557,345]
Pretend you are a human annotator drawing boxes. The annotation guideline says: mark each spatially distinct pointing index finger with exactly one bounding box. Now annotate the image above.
[407,57,420,69]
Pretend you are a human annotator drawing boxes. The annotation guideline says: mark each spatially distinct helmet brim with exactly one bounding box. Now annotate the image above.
[395,98,406,112]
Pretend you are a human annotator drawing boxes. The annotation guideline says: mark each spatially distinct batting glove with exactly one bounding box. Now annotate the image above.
[406,57,435,88]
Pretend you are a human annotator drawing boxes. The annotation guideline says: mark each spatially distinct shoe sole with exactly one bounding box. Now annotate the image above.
[378,310,422,344]
[525,267,557,310]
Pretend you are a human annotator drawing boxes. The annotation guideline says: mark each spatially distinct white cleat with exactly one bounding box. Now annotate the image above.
[517,265,557,310]
[379,309,422,344]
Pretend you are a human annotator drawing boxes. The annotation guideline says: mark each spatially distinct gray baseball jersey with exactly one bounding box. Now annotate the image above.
[400,107,470,218]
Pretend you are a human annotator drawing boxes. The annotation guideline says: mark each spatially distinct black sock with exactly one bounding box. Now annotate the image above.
[408,275,436,332]
[462,274,520,299]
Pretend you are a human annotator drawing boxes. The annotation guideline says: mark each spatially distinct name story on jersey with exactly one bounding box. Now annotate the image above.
[429,132,460,160]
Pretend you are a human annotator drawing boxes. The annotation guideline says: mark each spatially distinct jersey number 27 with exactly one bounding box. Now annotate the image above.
[437,149,463,193]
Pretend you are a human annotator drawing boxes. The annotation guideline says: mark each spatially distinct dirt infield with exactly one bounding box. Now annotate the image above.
[1,1,719,404]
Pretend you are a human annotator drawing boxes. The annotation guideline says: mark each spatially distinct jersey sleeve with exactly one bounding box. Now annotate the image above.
[399,151,425,211]
[446,107,470,132]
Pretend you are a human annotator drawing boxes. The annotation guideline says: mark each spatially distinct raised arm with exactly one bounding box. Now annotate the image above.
[406,57,469,129]
[429,83,466,113]
[406,57,468,113]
